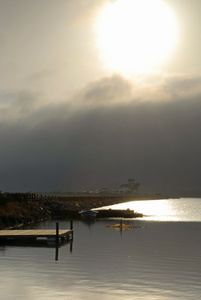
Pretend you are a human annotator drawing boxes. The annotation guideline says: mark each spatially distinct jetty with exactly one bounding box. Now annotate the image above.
[0,222,73,245]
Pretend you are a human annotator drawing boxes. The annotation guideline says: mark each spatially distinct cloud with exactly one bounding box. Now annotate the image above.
[162,73,201,98]
[0,74,201,192]
[0,89,44,124]
[81,75,134,106]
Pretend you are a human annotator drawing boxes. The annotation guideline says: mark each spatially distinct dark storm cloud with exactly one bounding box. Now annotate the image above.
[0,74,201,193]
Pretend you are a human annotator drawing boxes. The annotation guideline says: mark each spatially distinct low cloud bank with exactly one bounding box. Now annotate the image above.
[0,74,201,192]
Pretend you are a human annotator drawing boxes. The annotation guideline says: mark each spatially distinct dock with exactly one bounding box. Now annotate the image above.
[0,222,73,245]
[96,209,143,218]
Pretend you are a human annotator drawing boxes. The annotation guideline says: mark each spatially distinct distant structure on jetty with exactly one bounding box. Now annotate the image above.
[89,178,140,195]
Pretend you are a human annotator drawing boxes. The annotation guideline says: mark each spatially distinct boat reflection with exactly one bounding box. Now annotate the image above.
[81,218,96,225]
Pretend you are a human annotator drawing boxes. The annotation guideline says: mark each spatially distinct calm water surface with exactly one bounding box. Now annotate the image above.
[0,198,201,299]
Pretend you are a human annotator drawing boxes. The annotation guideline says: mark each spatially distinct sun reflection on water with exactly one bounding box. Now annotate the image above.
[100,199,180,221]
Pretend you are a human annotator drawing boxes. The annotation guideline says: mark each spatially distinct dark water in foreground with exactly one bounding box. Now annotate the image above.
[0,198,201,299]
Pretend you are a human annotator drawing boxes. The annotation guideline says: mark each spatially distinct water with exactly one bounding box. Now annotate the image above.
[1,198,201,299]
[99,197,201,222]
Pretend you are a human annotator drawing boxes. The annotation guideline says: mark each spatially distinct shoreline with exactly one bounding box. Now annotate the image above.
[0,194,168,229]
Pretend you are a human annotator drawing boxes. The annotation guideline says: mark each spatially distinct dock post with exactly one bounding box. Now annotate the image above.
[70,240,73,253]
[70,220,73,231]
[55,245,59,261]
[56,222,59,244]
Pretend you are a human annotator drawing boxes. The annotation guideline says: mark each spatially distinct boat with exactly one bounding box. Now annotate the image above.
[79,210,99,219]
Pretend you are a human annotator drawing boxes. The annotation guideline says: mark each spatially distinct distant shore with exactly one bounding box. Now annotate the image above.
[0,194,167,229]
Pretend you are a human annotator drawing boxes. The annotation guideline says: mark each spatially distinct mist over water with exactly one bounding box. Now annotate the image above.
[1,198,201,299]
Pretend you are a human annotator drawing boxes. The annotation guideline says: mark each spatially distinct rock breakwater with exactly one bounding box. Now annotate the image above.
[0,194,165,229]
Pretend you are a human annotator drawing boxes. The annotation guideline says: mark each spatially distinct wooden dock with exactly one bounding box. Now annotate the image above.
[0,223,73,245]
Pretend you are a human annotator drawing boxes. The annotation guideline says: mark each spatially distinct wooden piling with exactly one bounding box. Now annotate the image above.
[56,222,59,244]
[70,220,73,230]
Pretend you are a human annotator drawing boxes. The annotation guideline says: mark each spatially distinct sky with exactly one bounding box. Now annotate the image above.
[0,0,201,193]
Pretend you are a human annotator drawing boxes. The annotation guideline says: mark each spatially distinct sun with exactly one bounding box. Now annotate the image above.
[94,0,178,75]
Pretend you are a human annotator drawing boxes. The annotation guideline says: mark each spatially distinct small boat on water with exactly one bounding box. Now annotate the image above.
[79,209,143,219]
[79,210,99,219]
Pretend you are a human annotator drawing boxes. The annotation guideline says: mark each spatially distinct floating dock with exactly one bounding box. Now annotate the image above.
[0,223,73,245]
[96,209,143,218]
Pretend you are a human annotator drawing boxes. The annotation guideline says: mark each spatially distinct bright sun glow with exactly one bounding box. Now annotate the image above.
[95,0,178,75]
